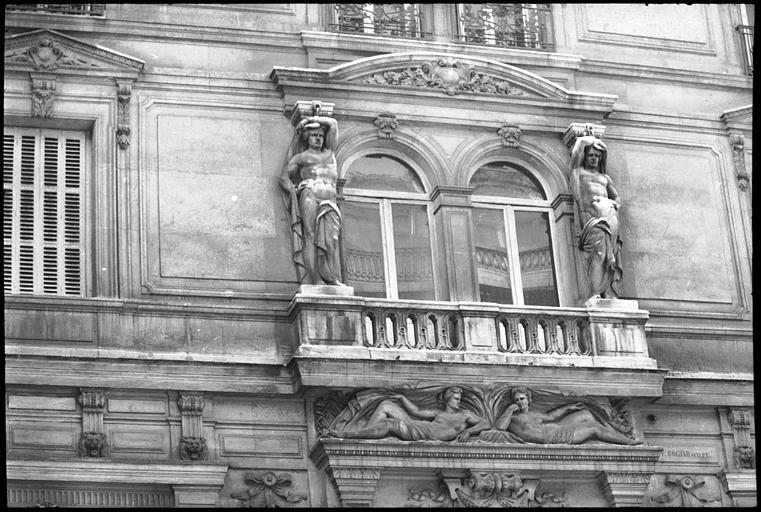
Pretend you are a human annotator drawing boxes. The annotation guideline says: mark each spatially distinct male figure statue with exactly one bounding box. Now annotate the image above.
[495,387,641,445]
[569,135,622,301]
[330,387,489,442]
[280,102,344,286]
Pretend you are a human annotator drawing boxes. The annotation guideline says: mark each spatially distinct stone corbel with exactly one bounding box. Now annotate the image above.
[178,393,207,461]
[497,123,522,148]
[78,390,108,457]
[562,122,606,149]
[374,112,399,139]
[30,73,56,118]
[729,132,750,191]
[728,407,755,470]
[596,471,653,507]
[116,80,133,150]
[330,467,381,507]
[718,470,757,507]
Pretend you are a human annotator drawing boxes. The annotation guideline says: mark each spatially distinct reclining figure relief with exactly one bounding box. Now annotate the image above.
[323,384,641,445]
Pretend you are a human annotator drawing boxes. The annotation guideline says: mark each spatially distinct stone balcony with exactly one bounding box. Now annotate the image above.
[288,288,666,397]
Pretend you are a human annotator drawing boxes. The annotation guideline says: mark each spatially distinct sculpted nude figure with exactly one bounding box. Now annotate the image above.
[330,387,489,442]
[495,387,641,445]
[569,136,623,300]
[280,104,344,286]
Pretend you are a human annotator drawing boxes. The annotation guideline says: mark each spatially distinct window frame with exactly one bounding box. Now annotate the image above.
[341,151,438,301]
[470,165,563,307]
[3,126,93,297]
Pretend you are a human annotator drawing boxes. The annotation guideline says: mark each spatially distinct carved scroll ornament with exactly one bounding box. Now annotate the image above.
[232,472,307,508]
[361,57,531,96]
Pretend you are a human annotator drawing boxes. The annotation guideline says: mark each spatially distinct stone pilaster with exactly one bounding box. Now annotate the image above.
[728,407,755,470]
[596,471,652,507]
[116,79,133,150]
[330,468,381,507]
[178,393,207,460]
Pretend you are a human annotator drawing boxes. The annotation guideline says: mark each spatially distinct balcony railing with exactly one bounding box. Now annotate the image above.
[5,4,105,16]
[737,24,754,76]
[456,3,553,50]
[329,3,430,39]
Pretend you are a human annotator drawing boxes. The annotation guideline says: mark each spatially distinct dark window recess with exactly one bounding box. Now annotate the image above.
[5,4,105,16]
[330,4,430,39]
[456,3,553,50]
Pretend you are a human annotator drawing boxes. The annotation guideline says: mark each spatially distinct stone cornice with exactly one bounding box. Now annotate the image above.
[300,30,585,71]
[310,438,663,473]
[7,460,229,485]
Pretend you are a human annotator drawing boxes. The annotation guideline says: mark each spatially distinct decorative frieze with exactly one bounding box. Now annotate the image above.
[497,123,522,148]
[78,390,107,458]
[177,393,207,461]
[31,74,56,118]
[410,470,567,507]
[374,112,399,139]
[231,472,307,508]
[361,57,531,96]
[116,81,132,150]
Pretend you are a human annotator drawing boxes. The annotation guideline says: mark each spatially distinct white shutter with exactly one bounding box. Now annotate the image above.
[3,128,85,296]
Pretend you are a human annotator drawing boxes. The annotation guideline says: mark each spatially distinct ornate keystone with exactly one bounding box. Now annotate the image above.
[178,393,207,460]
[497,123,522,148]
[728,407,755,469]
[78,390,107,457]
[232,471,307,508]
[79,431,108,458]
[374,112,399,139]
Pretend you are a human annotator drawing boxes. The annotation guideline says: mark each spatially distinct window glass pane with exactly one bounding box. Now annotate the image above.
[344,154,425,193]
[469,162,546,200]
[342,201,386,298]
[473,207,512,304]
[392,203,434,300]
[514,210,558,306]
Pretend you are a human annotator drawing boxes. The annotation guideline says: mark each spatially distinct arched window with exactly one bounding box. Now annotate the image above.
[341,154,435,300]
[469,161,559,306]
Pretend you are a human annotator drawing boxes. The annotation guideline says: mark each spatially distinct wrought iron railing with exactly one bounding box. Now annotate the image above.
[5,4,105,16]
[456,3,553,50]
[329,3,430,39]
[737,25,754,76]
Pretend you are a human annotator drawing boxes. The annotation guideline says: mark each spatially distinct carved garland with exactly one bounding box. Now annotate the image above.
[232,472,307,508]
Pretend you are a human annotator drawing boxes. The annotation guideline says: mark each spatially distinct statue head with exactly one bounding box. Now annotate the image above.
[571,135,607,174]
[510,387,532,411]
[441,386,463,410]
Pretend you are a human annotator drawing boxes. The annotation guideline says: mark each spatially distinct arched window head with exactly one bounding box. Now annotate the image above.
[344,154,426,193]
[469,162,546,200]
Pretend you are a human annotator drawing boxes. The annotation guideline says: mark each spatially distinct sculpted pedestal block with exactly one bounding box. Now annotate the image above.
[718,470,757,507]
[586,298,651,360]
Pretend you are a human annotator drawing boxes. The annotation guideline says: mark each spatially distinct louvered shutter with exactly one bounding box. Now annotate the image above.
[3,128,85,296]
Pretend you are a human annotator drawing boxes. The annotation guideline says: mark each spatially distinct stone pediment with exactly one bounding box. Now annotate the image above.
[272,51,616,109]
[5,29,144,78]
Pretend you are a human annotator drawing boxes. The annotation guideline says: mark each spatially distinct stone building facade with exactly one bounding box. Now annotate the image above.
[4,3,754,507]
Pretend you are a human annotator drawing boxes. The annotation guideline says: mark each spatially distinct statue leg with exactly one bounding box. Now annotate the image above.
[299,191,319,284]
[338,401,410,440]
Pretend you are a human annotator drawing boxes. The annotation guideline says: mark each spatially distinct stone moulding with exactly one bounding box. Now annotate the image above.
[271,51,617,114]
[310,438,662,507]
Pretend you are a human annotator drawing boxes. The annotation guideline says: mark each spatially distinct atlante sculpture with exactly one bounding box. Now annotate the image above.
[569,135,623,300]
[280,101,344,286]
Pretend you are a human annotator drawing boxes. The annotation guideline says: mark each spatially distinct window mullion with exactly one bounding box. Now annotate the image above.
[504,206,524,305]
[381,199,399,299]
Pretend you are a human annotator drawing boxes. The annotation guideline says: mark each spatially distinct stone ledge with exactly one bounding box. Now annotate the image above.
[310,438,663,473]
[7,460,229,485]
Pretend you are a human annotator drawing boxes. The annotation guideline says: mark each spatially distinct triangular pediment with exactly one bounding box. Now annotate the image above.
[272,51,616,110]
[5,29,144,77]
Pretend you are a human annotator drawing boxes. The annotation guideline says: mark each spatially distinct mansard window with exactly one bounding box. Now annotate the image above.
[470,162,559,307]
[332,4,428,39]
[5,4,105,16]
[342,154,435,300]
[4,127,87,296]
[456,3,553,50]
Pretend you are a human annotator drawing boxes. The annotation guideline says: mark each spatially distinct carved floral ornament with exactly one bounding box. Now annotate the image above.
[360,57,532,97]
